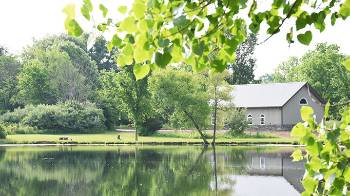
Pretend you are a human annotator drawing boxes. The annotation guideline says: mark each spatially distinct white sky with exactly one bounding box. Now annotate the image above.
[0,0,349,77]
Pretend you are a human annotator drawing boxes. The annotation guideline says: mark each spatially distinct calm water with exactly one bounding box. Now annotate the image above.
[0,146,305,196]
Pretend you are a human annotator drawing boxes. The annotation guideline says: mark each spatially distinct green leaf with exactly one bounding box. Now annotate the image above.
[118,6,128,14]
[301,106,314,121]
[99,4,108,17]
[173,15,190,27]
[302,175,318,193]
[132,1,146,19]
[120,16,137,33]
[286,27,294,44]
[63,4,76,19]
[192,41,205,56]
[343,58,350,72]
[339,0,350,18]
[117,44,133,66]
[324,101,330,119]
[111,34,122,47]
[309,157,322,171]
[291,123,307,137]
[297,31,312,45]
[65,19,83,37]
[171,46,183,63]
[81,0,93,20]
[291,149,304,161]
[344,167,350,182]
[155,52,172,68]
[133,64,150,80]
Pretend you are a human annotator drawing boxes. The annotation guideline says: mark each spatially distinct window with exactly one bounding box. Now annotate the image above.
[260,157,266,169]
[300,98,308,105]
[247,114,253,125]
[260,114,265,125]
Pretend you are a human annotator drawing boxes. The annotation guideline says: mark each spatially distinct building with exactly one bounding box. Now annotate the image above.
[231,82,326,130]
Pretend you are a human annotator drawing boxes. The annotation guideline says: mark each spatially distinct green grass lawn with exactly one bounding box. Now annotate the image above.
[1,131,298,145]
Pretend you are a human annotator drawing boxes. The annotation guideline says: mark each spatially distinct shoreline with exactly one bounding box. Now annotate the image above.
[0,141,301,147]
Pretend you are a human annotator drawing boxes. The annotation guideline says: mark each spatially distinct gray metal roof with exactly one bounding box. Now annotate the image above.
[231,82,307,108]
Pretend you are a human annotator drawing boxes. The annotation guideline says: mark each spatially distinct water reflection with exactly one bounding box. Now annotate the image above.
[0,146,304,196]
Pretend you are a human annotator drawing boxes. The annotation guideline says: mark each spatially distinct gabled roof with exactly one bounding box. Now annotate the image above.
[231,82,324,108]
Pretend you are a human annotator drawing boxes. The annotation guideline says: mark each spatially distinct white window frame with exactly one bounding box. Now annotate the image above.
[260,114,265,125]
[247,114,253,125]
[299,98,308,105]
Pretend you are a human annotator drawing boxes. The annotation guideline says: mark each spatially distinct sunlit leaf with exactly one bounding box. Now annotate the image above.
[118,6,128,14]
[291,123,306,137]
[301,106,314,122]
[133,64,150,80]
[339,0,350,18]
[132,1,146,19]
[65,19,83,37]
[99,4,108,17]
[63,4,76,19]
[81,0,93,20]
[120,16,137,33]
[291,149,304,161]
[343,58,350,72]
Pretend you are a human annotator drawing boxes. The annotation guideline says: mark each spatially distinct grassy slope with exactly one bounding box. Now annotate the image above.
[1,131,298,145]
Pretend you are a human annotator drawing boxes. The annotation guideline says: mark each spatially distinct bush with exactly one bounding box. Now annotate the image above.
[0,105,36,124]
[1,101,105,132]
[225,108,248,136]
[139,118,163,136]
[2,124,38,134]
[0,125,6,139]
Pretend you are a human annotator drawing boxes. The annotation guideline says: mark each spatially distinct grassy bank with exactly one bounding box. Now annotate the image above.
[0,131,298,145]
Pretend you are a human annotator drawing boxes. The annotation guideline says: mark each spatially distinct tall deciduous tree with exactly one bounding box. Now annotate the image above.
[207,70,233,144]
[149,68,210,144]
[0,50,21,112]
[227,34,257,84]
[18,38,96,104]
[98,67,155,140]
[296,43,350,117]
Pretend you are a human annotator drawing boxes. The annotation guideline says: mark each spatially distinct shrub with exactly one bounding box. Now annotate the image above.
[1,101,105,132]
[225,108,248,136]
[0,125,6,139]
[3,124,38,134]
[139,118,163,136]
[0,105,36,124]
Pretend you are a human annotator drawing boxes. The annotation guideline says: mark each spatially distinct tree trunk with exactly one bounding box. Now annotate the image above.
[213,145,218,196]
[134,120,141,142]
[212,99,218,145]
[183,110,209,145]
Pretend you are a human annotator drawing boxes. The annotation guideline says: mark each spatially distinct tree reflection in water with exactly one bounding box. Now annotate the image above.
[0,146,303,196]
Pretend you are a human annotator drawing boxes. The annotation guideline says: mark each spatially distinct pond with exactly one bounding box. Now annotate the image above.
[0,145,304,196]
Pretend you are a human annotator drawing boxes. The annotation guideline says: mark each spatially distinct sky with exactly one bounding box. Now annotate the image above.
[0,0,349,77]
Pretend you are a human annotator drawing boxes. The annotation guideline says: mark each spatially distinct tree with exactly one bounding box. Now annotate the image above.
[18,36,98,104]
[0,51,20,112]
[296,43,350,117]
[98,67,155,140]
[65,0,350,80]
[22,35,99,89]
[271,56,300,82]
[17,60,55,105]
[227,34,257,84]
[258,73,274,84]
[18,48,93,104]
[62,34,118,71]
[207,70,233,144]
[149,68,210,144]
